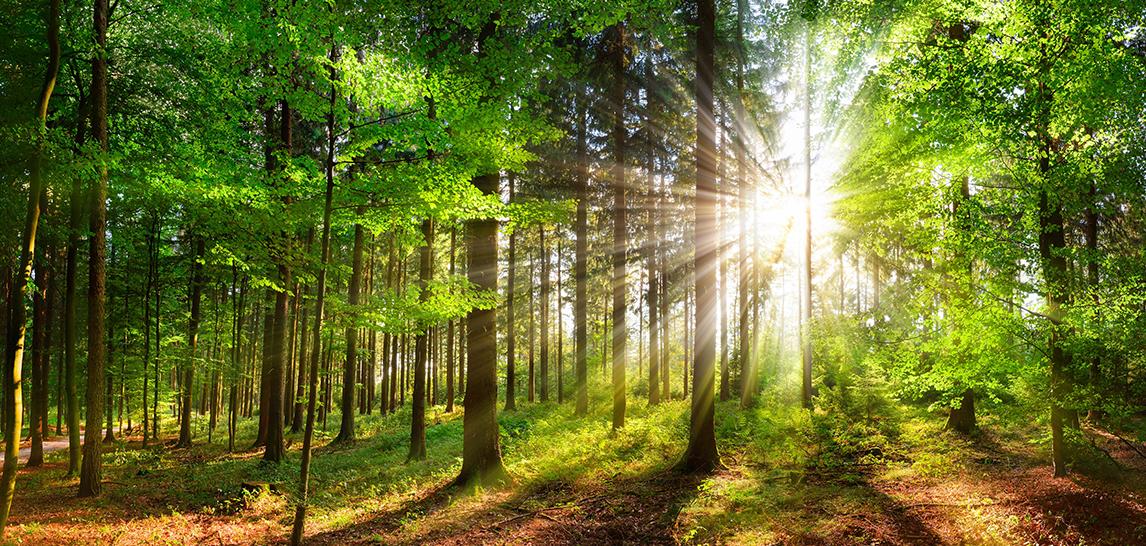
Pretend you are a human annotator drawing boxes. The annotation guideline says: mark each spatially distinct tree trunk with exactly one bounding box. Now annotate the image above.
[556,238,564,404]
[540,226,550,403]
[409,219,433,461]
[28,242,51,467]
[455,169,509,488]
[63,115,89,469]
[177,236,205,448]
[291,44,338,543]
[574,79,589,417]
[678,0,721,473]
[1085,180,1101,420]
[335,219,365,444]
[609,20,628,431]
[800,18,814,410]
[446,228,457,412]
[505,176,517,411]
[528,250,535,403]
[78,0,109,498]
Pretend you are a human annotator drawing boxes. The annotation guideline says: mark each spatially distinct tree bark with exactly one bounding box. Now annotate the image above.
[800,18,815,410]
[409,219,433,461]
[609,20,628,431]
[456,169,509,488]
[446,227,457,412]
[574,79,589,417]
[506,176,517,411]
[78,0,109,498]
[678,0,721,473]
[335,218,365,444]
[291,43,338,544]
[540,226,550,403]
[177,237,205,448]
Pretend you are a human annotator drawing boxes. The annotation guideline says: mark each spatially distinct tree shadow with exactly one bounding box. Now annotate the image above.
[304,467,707,545]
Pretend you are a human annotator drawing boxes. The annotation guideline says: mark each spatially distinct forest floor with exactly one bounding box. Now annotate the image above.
[4,394,1146,545]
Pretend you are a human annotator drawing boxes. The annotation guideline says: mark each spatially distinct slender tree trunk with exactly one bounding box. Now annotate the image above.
[678,0,721,473]
[78,0,109,498]
[28,243,50,467]
[141,223,154,446]
[800,18,815,410]
[540,226,550,403]
[1085,180,1101,420]
[556,238,564,404]
[528,250,536,403]
[574,80,589,417]
[177,237,205,448]
[505,176,517,411]
[609,20,628,430]
[291,43,338,543]
[335,218,365,444]
[65,1,84,477]
[446,228,457,412]
[409,219,433,461]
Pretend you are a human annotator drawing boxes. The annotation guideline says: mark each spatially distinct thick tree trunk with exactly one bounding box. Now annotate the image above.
[78,0,109,498]
[455,170,509,489]
[945,389,976,434]
[453,25,507,484]
[678,0,721,473]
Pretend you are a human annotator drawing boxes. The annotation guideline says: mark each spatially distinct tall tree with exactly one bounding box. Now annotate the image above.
[177,237,205,448]
[0,0,60,532]
[335,217,366,444]
[609,20,628,430]
[540,226,551,402]
[678,0,720,473]
[409,219,432,462]
[505,176,518,411]
[78,0,110,498]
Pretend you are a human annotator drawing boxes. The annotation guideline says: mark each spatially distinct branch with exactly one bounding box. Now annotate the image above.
[336,109,422,138]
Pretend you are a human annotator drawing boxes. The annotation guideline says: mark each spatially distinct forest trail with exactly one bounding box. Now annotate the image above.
[0,426,120,464]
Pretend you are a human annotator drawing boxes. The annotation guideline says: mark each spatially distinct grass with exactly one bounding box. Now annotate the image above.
[6,378,1146,545]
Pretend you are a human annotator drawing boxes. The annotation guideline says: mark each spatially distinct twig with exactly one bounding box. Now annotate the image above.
[1083,431,1125,470]
[1109,429,1146,460]
[485,495,605,529]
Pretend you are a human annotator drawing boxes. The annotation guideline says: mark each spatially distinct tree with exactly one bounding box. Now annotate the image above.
[408,219,432,461]
[678,0,720,474]
[506,176,518,411]
[609,19,628,431]
[78,0,110,499]
[335,217,366,445]
[0,0,59,533]
[177,236,205,448]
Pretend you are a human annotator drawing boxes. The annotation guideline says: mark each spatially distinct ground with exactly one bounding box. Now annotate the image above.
[4,394,1146,545]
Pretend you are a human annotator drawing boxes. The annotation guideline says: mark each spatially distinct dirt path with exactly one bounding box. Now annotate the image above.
[0,427,121,463]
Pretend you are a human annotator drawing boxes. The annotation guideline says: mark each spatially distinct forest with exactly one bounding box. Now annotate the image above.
[1,0,1145,544]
